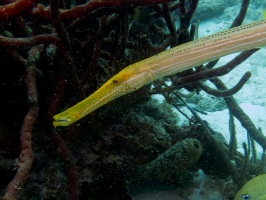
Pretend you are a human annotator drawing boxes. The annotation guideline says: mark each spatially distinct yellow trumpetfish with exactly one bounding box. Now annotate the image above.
[53,19,266,126]
[234,174,266,200]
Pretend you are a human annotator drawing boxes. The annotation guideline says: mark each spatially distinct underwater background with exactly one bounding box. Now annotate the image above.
[0,0,265,199]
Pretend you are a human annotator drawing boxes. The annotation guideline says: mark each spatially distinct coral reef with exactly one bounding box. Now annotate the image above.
[0,0,265,199]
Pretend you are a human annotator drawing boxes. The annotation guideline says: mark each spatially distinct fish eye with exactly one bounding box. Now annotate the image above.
[242,194,250,199]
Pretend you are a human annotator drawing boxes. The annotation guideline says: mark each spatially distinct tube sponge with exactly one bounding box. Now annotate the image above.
[134,138,203,181]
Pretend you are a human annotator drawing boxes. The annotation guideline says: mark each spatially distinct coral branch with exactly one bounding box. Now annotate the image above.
[32,0,174,20]
[50,0,85,99]
[50,0,71,50]
[4,45,41,200]
[47,75,78,200]
[151,2,180,18]
[162,3,176,46]
[230,0,250,28]
[50,130,79,200]
[210,78,266,149]
[198,71,251,97]
[0,34,60,48]
[178,0,198,44]
[0,0,39,20]
[228,113,237,159]
[47,75,67,121]
[81,29,103,84]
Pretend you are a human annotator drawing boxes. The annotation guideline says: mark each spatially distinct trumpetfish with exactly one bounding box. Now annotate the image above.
[53,18,266,127]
